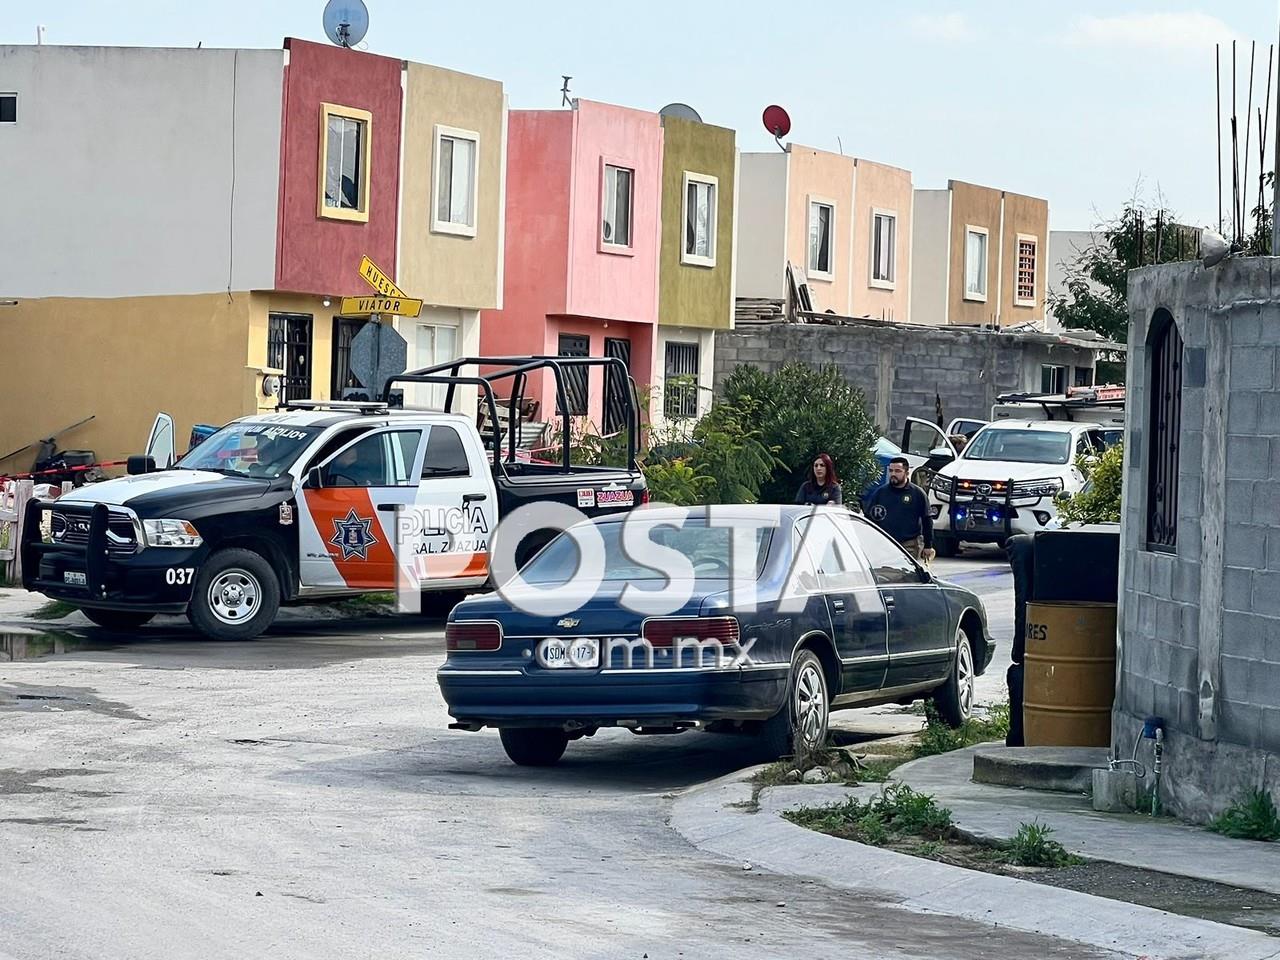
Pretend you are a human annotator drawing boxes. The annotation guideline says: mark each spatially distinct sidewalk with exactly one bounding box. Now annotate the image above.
[896,745,1280,897]
[670,769,1280,960]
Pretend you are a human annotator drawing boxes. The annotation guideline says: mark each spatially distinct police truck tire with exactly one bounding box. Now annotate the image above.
[499,728,569,766]
[187,549,280,641]
[81,609,155,631]
[935,534,959,559]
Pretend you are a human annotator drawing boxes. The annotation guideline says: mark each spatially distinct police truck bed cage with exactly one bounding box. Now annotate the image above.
[384,355,640,472]
[994,385,1125,421]
[282,400,390,415]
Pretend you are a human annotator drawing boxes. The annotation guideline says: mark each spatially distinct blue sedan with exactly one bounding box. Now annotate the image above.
[437,506,996,766]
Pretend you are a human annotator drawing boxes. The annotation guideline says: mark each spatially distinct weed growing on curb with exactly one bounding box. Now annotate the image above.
[29,600,78,621]
[1005,821,1078,867]
[913,701,1011,757]
[1209,790,1280,842]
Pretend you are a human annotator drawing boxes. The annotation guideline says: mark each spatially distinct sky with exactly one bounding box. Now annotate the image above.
[6,1,1279,229]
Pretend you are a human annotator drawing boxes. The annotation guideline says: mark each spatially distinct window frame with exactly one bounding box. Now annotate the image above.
[1041,363,1068,394]
[663,340,702,419]
[319,427,425,489]
[807,197,837,281]
[600,160,636,254]
[421,424,472,480]
[963,225,989,302]
[680,171,718,267]
[431,123,480,238]
[1015,233,1038,307]
[869,207,897,290]
[317,102,373,223]
[0,93,16,124]
[1145,310,1183,553]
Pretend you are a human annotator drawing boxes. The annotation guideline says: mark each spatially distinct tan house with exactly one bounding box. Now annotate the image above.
[910,180,1049,328]
[736,146,912,322]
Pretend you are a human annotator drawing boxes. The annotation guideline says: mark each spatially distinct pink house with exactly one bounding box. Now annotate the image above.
[481,100,663,432]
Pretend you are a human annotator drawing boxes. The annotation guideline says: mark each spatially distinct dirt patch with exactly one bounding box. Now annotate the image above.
[0,683,146,721]
[0,768,108,796]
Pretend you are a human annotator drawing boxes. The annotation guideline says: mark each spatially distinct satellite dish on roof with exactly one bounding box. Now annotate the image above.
[322,0,369,48]
[762,104,791,143]
[659,102,703,123]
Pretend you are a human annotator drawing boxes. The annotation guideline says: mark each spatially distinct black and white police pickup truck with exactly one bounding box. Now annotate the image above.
[22,356,646,641]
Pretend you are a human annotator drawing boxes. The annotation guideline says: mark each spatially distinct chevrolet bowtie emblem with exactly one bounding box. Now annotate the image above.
[557,617,580,629]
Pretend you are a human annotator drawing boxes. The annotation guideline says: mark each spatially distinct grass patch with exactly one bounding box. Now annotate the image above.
[29,600,78,621]
[329,592,397,615]
[1209,790,1280,842]
[1005,821,1078,867]
[913,701,1011,758]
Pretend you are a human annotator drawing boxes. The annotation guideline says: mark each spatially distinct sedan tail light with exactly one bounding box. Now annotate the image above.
[446,621,502,651]
[642,616,739,648]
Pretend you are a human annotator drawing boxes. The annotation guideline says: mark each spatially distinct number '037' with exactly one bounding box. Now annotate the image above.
[165,568,196,586]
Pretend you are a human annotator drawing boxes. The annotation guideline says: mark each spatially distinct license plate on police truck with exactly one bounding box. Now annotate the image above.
[63,571,87,586]
[538,637,600,669]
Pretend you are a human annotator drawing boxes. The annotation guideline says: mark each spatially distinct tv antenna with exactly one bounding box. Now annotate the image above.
[322,0,369,48]
[762,104,791,152]
[561,76,573,107]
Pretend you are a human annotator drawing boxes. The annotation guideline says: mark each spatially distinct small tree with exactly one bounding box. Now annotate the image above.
[721,362,880,504]
[1049,192,1199,345]
[1056,442,1124,525]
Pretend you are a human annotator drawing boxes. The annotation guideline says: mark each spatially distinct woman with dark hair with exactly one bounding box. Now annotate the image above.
[795,453,843,506]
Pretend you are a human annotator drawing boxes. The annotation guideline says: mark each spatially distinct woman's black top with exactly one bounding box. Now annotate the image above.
[795,481,843,506]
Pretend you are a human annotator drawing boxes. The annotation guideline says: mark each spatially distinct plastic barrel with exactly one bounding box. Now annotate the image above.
[1023,601,1117,747]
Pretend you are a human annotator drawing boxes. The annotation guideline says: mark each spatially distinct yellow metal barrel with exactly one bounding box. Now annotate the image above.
[1023,601,1117,747]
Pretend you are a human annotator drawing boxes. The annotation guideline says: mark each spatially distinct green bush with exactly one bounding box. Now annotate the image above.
[1209,790,1280,841]
[721,362,881,504]
[913,701,1011,757]
[1056,441,1124,525]
[785,782,954,844]
[1005,821,1077,867]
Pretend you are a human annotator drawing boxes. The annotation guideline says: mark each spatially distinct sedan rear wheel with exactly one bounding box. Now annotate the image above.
[932,626,976,728]
[759,649,829,760]
[499,727,569,766]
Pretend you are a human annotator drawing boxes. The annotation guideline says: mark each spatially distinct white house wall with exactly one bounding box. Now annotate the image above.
[908,188,950,325]
[734,153,789,300]
[0,45,283,298]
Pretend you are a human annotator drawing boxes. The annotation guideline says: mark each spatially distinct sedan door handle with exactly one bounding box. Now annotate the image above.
[462,493,488,503]
[883,594,897,610]
[831,598,846,612]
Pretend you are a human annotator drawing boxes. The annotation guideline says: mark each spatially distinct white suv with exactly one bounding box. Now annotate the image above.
[912,420,1115,556]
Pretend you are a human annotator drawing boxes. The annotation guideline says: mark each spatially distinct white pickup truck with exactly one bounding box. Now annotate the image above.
[22,356,646,640]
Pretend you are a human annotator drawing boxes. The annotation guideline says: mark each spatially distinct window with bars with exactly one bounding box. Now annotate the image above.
[557,334,590,416]
[268,313,313,403]
[331,317,368,397]
[1146,310,1183,552]
[664,341,700,419]
[1016,236,1038,305]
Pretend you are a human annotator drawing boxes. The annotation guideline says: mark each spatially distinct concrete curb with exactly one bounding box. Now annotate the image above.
[669,771,1280,960]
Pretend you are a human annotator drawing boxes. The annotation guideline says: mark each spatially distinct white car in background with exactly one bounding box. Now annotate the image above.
[903,419,1116,556]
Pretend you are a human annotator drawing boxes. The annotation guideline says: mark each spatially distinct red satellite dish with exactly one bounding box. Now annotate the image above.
[762,104,792,139]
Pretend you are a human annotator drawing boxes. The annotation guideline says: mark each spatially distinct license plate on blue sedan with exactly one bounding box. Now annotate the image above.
[538,637,600,669]
[63,571,87,586]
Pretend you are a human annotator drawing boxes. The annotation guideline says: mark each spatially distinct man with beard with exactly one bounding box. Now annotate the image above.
[865,456,935,562]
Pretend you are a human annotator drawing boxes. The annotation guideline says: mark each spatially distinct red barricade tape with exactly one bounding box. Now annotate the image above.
[0,460,129,482]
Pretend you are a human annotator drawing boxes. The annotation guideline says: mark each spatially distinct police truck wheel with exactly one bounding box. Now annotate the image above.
[81,609,155,631]
[499,728,569,766]
[187,549,280,641]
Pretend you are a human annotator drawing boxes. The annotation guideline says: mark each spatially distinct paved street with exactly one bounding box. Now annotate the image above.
[0,551,1076,960]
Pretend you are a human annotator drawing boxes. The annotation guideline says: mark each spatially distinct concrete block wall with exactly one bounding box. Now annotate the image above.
[1120,257,1280,822]
[713,323,1099,434]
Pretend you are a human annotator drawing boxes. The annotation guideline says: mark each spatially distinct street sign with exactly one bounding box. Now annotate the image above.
[340,295,423,318]
[358,255,407,299]
[348,321,408,398]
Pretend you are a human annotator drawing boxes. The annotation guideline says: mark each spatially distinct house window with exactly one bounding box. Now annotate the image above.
[433,125,479,237]
[0,94,15,124]
[682,173,718,267]
[1016,235,1038,306]
[413,323,459,409]
[808,200,835,279]
[871,210,896,287]
[557,333,590,416]
[1041,364,1067,394]
[1074,366,1093,387]
[664,341,701,419]
[1146,309,1183,552]
[319,103,372,222]
[964,226,988,301]
[602,164,633,247]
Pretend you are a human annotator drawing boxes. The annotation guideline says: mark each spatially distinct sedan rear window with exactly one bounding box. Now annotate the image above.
[962,429,1072,465]
[521,519,773,583]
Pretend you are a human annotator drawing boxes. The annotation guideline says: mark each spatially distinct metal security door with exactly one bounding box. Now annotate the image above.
[603,337,631,434]
[331,317,368,397]
[268,313,314,403]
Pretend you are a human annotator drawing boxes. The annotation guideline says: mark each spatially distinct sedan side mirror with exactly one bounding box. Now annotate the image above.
[127,455,157,476]
[305,466,325,490]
